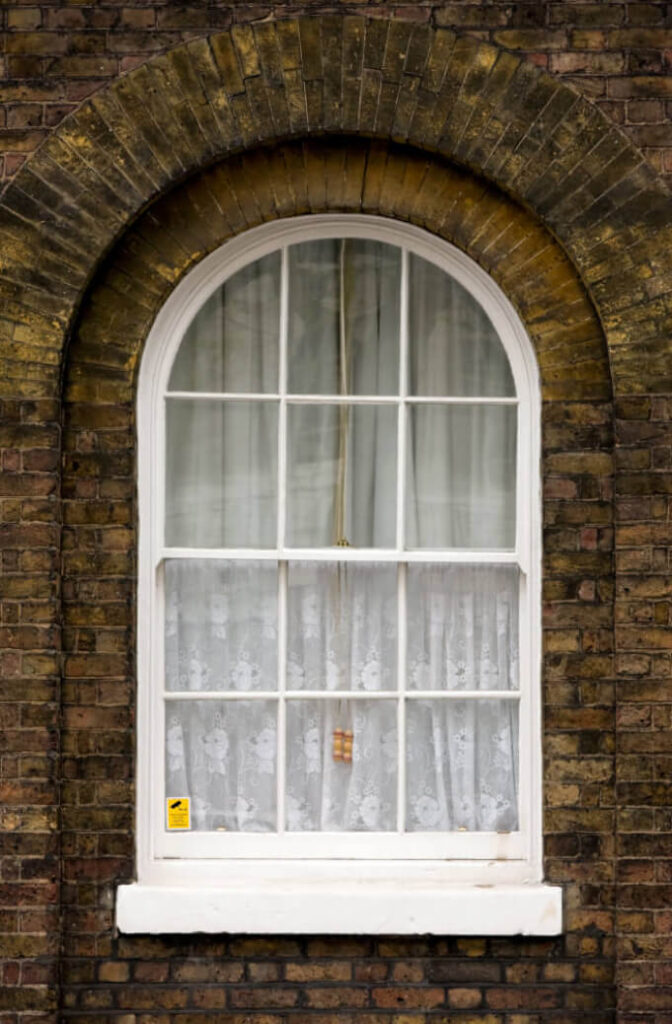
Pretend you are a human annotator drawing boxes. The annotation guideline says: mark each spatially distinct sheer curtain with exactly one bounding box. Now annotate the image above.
[164,241,520,834]
[406,254,517,550]
[286,239,400,548]
[284,562,398,832]
[166,253,280,549]
[405,565,519,831]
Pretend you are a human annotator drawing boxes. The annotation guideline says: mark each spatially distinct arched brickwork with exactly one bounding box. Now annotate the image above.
[1,17,670,396]
[60,134,616,1016]
[0,15,670,1023]
[68,139,611,405]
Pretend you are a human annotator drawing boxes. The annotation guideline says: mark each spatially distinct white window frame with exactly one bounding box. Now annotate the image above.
[117,215,561,935]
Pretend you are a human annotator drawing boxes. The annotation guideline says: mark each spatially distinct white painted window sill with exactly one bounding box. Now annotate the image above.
[116,882,562,935]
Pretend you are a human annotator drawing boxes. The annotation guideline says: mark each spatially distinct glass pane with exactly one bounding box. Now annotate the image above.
[286,699,397,831]
[407,565,519,691]
[165,560,277,692]
[288,239,401,395]
[408,254,515,397]
[287,562,397,691]
[168,252,280,393]
[287,404,397,548]
[165,399,278,548]
[406,404,516,549]
[406,699,519,832]
[165,700,277,831]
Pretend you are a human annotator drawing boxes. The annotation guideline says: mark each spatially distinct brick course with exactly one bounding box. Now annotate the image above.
[1,3,672,187]
[0,11,670,1024]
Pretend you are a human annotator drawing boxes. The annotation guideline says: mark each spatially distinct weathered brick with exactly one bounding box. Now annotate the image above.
[0,11,670,1024]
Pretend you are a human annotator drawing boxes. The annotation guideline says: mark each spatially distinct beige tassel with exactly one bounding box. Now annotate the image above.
[332,728,344,762]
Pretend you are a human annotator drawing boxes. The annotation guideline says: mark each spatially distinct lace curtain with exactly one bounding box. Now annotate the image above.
[165,561,519,832]
[164,240,519,834]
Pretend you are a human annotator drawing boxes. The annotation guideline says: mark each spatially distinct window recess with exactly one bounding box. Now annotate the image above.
[122,216,560,935]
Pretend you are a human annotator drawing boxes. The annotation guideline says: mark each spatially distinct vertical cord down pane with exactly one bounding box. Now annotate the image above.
[276,248,289,832]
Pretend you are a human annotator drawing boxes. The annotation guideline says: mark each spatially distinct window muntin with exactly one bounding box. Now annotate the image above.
[139,216,540,876]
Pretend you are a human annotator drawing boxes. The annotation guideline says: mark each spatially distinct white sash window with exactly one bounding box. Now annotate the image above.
[120,216,561,935]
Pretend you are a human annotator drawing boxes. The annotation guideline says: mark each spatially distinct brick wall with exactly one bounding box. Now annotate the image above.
[58,136,615,1022]
[0,9,670,1024]
[614,394,672,1022]
[1,1,672,190]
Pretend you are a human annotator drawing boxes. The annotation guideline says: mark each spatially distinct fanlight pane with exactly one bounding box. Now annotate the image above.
[409,253,515,397]
[169,252,280,394]
[288,239,401,395]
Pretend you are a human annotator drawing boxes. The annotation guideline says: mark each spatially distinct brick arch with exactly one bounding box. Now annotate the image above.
[68,138,610,406]
[60,135,615,998]
[0,15,669,398]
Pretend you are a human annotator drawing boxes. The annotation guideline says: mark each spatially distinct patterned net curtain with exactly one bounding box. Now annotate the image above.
[163,237,520,835]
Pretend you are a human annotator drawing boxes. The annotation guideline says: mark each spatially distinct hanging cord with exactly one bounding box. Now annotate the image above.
[333,240,352,757]
[334,238,350,549]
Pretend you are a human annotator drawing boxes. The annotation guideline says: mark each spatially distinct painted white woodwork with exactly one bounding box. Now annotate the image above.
[117,880,562,935]
[127,215,551,935]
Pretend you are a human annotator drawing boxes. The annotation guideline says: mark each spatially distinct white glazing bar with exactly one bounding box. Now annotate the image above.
[287,395,518,405]
[165,690,283,701]
[155,390,167,856]
[166,392,279,402]
[276,247,289,835]
[397,564,407,833]
[397,248,409,834]
[160,548,521,564]
[165,392,519,406]
[397,248,408,551]
[405,690,522,700]
[288,395,397,404]
[517,560,530,855]
[287,395,517,406]
[278,247,289,550]
[277,561,287,833]
[155,561,167,857]
[164,689,522,701]
[405,396,518,405]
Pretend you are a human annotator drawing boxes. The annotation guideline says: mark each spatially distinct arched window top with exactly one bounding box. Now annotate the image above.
[168,235,515,400]
[153,217,536,557]
[148,217,536,409]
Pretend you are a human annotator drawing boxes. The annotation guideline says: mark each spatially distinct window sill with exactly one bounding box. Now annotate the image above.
[116,881,562,935]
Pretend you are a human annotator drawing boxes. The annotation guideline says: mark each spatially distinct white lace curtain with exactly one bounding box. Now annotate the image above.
[164,239,519,834]
[165,561,519,832]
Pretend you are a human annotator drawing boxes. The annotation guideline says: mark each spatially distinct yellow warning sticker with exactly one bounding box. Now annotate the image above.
[166,797,190,830]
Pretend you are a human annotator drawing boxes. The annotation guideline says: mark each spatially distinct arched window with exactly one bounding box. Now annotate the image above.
[123,216,559,935]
